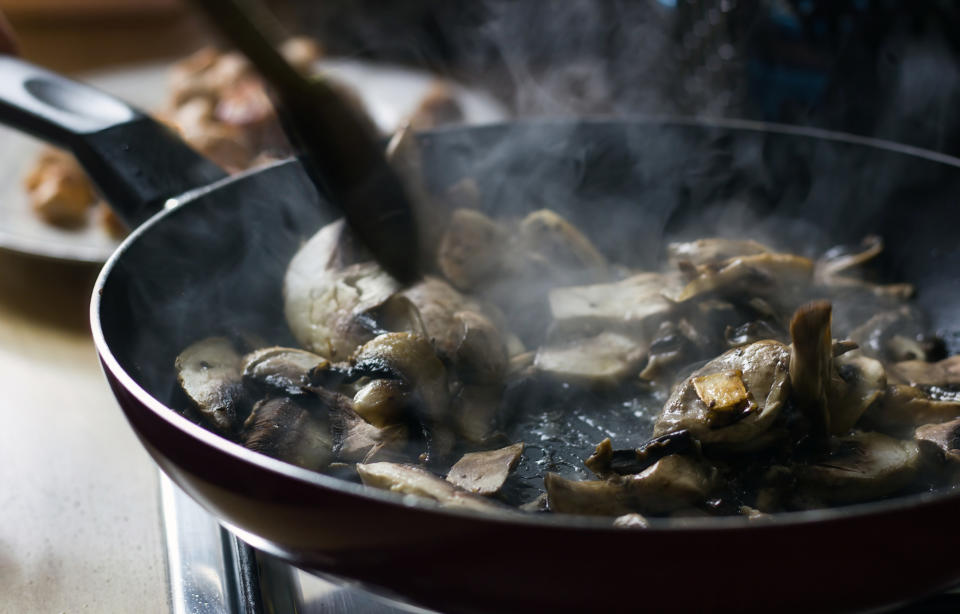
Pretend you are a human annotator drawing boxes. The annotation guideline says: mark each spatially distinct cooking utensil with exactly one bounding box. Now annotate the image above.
[3,56,960,613]
[190,0,420,283]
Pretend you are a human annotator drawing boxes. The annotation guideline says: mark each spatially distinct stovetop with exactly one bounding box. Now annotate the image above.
[158,474,960,614]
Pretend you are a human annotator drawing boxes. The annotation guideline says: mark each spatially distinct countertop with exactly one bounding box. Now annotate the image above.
[0,251,168,612]
[0,9,203,612]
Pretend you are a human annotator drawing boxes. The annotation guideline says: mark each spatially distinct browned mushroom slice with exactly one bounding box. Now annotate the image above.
[915,418,960,461]
[889,356,960,387]
[827,350,887,434]
[436,208,509,291]
[534,331,647,386]
[353,333,453,462]
[585,431,699,479]
[789,301,834,437]
[356,462,502,512]
[664,252,813,304]
[352,378,410,428]
[330,399,408,464]
[667,238,771,268]
[795,431,921,504]
[401,276,503,363]
[861,385,960,435]
[547,273,676,337]
[452,310,508,384]
[241,346,330,395]
[654,340,790,450]
[446,442,524,495]
[176,336,245,434]
[242,397,332,471]
[545,454,718,516]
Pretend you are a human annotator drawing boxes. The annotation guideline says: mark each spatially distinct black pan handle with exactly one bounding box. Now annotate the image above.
[0,56,226,228]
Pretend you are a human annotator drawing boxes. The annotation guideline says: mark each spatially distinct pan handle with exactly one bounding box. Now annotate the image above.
[0,56,226,228]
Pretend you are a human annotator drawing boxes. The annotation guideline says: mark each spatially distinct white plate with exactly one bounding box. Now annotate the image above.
[0,59,507,264]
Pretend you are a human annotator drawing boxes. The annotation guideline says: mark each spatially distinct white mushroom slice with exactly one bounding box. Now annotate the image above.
[654,340,790,449]
[663,252,813,303]
[176,336,244,434]
[545,455,717,516]
[356,462,501,512]
[889,356,960,387]
[241,346,330,395]
[796,431,921,504]
[827,351,887,434]
[548,273,677,336]
[446,443,524,496]
[534,331,647,386]
[667,238,771,268]
[284,219,400,360]
[437,208,510,291]
[519,209,607,274]
[242,397,332,471]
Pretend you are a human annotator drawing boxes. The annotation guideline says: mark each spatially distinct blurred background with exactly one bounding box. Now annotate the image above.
[6,0,960,153]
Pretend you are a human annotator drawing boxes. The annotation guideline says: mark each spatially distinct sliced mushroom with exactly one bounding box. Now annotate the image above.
[242,397,332,471]
[861,385,960,435]
[446,442,524,496]
[330,397,408,464]
[518,209,607,276]
[352,378,410,428]
[401,276,502,363]
[654,340,790,450]
[534,331,647,386]
[915,418,960,461]
[789,301,834,438]
[585,431,699,479]
[452,310,508,384]
[352,332,453,462]
[667,238,771,268]
[451,383,503,444]
[815,235,883,282]
[241,346,330,396]
[437,208,510,291]
[284,219,401,360]
[847,307,930,362]
[545,454,718,516]
[827,350,886,434]
[176,336,245,434]
[795,431,921,504]
[547,273,676,337]
[356,462,501,512]
[888,356,960,387]
[664,252,813,306]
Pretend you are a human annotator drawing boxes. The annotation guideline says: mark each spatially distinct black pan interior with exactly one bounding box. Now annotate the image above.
[98,119,960,505]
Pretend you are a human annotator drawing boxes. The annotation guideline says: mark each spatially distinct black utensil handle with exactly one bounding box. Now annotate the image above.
[0,56,226,228]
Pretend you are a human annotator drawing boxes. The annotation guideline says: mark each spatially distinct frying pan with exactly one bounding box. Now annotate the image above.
[3,56,960,613]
